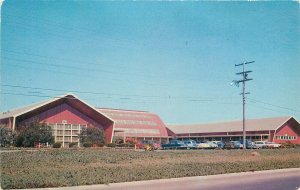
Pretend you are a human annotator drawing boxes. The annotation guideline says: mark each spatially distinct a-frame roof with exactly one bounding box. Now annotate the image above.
[0,94,113,125]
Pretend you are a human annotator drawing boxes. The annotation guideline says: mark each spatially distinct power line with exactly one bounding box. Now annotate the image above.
[2,57,179,88]
[248,103,295,115]
[1,84,214,101]
[2,89,297,116]
[0,91,242,110]
[233,61,254,149]
[248,98,300,113]
[2,49,201,82]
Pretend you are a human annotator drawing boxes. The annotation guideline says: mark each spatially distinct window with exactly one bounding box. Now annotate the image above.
[115,120,157,126]
[48,123,87,147]
[275,135,296,140]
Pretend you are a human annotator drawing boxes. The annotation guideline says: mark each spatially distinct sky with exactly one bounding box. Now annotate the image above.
[1,1,299,124]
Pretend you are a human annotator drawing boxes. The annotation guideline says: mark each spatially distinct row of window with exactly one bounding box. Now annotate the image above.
[48,123,87,144]
[115,120,157,126]
[49,124,87,130]
[104,112,154,119]
[53,131,80,136]
[114,128,160,135]
[56,136,79,142]
[275,136,296,140]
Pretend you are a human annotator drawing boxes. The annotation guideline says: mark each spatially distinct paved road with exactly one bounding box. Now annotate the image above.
[21,168,300,190]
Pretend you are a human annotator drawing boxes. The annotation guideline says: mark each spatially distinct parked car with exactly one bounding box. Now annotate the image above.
[216,141,225,149]
[239,140,259,149]
[205,141,218,149]
[183,140,198,149]
[231,141,243,149]
[223,141,235,149]
[196,141,211,149]
[266,142,281,148]
[254,141,268,149]
[162,140,188,150]
[137,140,161,150]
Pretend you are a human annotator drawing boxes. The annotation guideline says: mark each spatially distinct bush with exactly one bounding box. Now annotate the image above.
[79,127,105,147]
[69,142,78,148]
[126,138,137,145]
[106,143,116,147]
[281,142,296,148]
[53,142,61,148]
[113,136,124,144]
[0,125,15,147]
[117,143,129,147]
[96,142,104,147]
[117,143,134,148]
[83,142,92,148]
[15,123,54,147]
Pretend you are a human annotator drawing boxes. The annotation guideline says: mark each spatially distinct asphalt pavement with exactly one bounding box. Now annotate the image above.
[12,168,300,190]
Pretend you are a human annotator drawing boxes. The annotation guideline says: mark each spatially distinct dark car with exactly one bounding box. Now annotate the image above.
[232,141,243,149]
[162,140,188,150]
[217,141,225,149]
[223,141,235,149]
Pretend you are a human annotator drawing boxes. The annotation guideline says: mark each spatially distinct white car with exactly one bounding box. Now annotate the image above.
[254,141,268,149]
[266,142,281,148]
[183,140,198,149]
[206,141,218,149]
[197,142,211,149]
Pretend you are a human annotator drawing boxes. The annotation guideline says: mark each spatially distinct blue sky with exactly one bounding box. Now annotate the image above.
[1,1,299,124]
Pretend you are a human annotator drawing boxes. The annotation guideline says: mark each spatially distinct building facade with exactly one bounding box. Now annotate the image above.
[167,116,300,144]
[1,94,300,147]
[0,94,169,147]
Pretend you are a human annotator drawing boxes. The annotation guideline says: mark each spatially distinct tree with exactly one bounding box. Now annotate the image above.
[0,125,15,147]
[16,123,54,147]
[79,127,105,146]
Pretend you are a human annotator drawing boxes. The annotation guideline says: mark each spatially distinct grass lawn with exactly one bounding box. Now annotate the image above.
[1,148,300,189]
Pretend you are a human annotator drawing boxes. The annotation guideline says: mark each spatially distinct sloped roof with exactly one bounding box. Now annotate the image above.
[97,108,169,137]
[0,97,60,119]
[167,116,294,134]
[0,94,113,125]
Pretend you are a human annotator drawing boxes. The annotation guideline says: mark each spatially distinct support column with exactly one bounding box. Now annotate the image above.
[12,117,16,131]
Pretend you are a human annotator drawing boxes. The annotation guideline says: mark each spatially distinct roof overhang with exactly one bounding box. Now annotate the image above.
[5,94,114,127]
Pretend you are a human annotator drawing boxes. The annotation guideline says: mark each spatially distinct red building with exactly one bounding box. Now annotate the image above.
[1,94,299,147]
[98,108,169,144]
[167,116,300,144]
[0,94,169,147]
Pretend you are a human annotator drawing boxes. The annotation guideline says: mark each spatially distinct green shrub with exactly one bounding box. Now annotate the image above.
[281,142,295,148]
[0,125,15,147]
[118,143,128,147]
[117,143,134,148]
[106,143,116,147]
[113,136,124,144]
[53,142,61,148]
[83,142,92,148]
[69,142,78,148]
[79,127,105,146]
[15,123,54,147]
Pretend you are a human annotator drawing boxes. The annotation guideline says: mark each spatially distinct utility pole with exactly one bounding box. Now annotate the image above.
[232,61,254,149]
